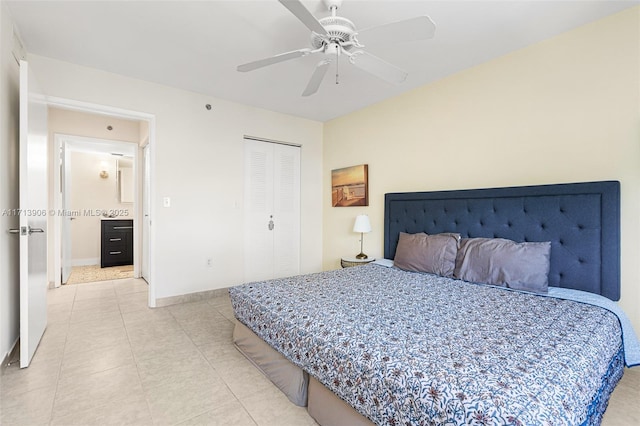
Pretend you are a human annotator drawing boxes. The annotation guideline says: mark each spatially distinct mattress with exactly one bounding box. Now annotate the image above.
[229,264,625,425]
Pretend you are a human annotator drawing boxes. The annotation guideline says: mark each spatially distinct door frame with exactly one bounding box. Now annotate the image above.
[141,143,150,281]
[47,96,157,307]
[53,134,138,283]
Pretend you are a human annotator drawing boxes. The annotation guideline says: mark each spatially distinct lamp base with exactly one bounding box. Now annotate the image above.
[355,252,368,259]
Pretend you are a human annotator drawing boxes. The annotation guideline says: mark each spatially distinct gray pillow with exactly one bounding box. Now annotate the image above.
[393,232,460,277]
[454,237,551,294]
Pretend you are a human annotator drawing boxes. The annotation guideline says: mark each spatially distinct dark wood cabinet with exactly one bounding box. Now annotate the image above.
[101,219,133,268]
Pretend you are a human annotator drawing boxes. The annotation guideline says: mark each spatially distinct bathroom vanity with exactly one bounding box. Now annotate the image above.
[101,219,133,267]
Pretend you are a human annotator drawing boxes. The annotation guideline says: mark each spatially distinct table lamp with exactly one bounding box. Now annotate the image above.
[353,214,371,259]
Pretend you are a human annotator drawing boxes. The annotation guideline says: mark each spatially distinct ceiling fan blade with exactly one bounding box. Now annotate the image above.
[278,0,328,36]
[350,51,408,84]
[302,60,331,97]
[357,16,436,45]
[237,48,311,72]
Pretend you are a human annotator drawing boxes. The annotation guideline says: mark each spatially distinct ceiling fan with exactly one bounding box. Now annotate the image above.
[237,0,436,97]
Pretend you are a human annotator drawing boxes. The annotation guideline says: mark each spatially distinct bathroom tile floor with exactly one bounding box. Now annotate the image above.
[65,264,134,285]
[1,278,638,425]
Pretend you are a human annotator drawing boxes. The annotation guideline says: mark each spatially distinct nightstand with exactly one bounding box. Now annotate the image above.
[341,257,375,268]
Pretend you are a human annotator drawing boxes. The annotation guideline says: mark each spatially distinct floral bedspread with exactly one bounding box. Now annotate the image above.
[229,264,624,425]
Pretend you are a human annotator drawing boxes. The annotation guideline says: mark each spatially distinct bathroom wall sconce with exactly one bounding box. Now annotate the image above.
[99,160,110,179]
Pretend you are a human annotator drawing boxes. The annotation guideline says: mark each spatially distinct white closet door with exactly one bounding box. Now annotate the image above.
[244,140,275,282]
[272,143,300,279]
[243,139,300,283]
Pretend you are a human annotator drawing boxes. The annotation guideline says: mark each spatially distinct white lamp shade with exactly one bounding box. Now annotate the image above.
[353,215,371,233]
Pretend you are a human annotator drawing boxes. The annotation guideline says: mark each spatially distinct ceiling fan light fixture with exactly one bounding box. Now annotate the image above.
[310,16,357,51]
[324,42,341,56]
[238,0,435,96]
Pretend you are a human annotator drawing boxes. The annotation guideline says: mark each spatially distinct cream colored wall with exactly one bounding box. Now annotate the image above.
[48,108,141,143]
[68,151,134,265]
[31,54,323,301]
[323,7,640,331]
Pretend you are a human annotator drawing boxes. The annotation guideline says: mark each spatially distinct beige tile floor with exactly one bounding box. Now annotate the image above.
[0,278,316,426]
[1,278,638,425]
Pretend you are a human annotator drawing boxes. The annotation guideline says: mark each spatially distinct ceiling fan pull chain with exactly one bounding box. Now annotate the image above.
[335,46,340,84]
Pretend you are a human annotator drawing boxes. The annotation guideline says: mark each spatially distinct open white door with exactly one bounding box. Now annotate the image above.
[18,60,48,368]
[60,142,72,283]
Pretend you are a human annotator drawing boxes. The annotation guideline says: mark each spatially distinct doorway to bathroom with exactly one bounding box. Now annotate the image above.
[49,107,148,287]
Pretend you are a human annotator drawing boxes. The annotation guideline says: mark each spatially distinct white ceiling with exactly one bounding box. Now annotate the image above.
[6,0,638,122]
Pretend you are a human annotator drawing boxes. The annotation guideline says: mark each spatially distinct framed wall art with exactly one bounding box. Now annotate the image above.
[331,164,368,207]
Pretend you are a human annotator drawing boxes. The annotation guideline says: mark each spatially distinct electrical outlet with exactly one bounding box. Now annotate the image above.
[207,258,213,267]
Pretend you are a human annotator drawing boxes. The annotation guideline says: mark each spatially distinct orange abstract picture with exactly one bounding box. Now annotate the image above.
[331,164,369,207]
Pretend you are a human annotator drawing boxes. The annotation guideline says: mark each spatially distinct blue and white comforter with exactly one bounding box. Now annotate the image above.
[229,264,628,425]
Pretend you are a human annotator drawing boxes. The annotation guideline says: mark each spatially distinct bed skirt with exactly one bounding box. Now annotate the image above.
[233,320,375,425]
[308,376,375,426]
[233,320,309,406]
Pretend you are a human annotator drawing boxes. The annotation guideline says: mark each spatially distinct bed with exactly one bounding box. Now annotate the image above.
[229,181,639,425]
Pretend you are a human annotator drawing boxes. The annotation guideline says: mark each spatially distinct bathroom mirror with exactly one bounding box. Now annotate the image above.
[116,157,134,203]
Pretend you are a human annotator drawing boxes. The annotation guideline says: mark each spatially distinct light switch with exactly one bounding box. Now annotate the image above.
[163,197,171,207]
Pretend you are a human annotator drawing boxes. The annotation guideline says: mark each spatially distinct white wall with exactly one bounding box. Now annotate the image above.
[323,7,640,332]
[30,55,324,301]
[0,2,21,362]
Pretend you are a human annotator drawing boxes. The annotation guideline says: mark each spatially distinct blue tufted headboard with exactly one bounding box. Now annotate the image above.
[384,181,620,300]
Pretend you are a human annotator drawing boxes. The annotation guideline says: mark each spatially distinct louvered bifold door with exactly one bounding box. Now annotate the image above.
[243,139,300,283]
[244,139,275,282]
[272,143,300,279]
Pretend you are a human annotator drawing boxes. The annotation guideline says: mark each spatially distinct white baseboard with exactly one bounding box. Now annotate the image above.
[156,288,229,307]
[71,258,99,267]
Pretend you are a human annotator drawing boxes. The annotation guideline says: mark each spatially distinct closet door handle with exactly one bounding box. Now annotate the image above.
[109,251,122,255]
[109,238,122,242]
